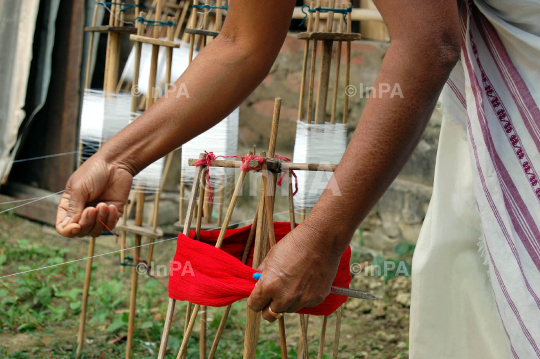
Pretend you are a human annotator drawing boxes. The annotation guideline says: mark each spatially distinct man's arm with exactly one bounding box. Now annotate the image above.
[248,0,461,321]
[56,0,296,237]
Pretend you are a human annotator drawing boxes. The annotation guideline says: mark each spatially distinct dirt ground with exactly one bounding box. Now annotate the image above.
[0,212,411,359]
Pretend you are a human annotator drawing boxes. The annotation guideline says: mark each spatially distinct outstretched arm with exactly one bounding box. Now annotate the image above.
[56,0,296,237]
[248,0,461,321]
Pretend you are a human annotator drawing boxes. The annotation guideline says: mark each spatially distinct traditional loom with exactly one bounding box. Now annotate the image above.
[294,1,360,224]
[76,2,184,358]
[176,0,238,234]
[154,97,365,359]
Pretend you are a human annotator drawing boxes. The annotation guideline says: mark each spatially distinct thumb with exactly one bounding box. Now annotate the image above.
[56,178,87,237]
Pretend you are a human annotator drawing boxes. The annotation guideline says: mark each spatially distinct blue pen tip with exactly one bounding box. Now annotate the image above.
[253,272,261,280]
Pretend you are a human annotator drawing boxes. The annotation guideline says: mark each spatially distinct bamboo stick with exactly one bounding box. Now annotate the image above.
[174,0,191,39]
[317,316,328,359]
[188,0,198,63]
[84,3,100,90]
[343,2,352,124]
[314,0,336,124]
[306,0,322,124]
[75,236,95,358]
[298,2,314,121]
[330,4,345,124]
[176,152,252,359]
[208,190,259,359]
[125,191,146,359]
[332,307,343,358]
[157,155,206,359]
[298,314,310,359]
[120,203,128,273]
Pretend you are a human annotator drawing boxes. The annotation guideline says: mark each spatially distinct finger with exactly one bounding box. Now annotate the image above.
[56,180,87,229]
[262,305,277,323]
[247,279,272,313]
[55,218,81,238]
[89,203,108,237]
[104,205,118,232]
[76,207,97,237]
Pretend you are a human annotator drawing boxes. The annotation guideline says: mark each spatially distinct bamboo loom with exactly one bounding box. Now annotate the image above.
[294,2,359,357]
[156,98,349,359]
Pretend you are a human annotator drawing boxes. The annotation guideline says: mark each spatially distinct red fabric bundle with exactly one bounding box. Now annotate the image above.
[168,222,351,316]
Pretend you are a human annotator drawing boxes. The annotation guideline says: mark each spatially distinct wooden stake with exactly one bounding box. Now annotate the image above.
[120,203,128,273]
[314,0,336,124]
[157,155,206,359]
[174,0,191,39]
[75,237,95,358]
[298,314,310,359]
[84,3,100,90]
[306,0,322,124]
[176,152,251,359]
[330,4,345,124]
[297,2,314,121]
[188,0,198,63]
[332,306,343,358]
[317,316,328,359]
[126,191,146,359]
[343,2,352,125]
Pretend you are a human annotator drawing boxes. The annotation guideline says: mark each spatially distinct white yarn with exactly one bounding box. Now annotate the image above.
[79,90,164,193]
[180,108,239,200]
[122,40,196,96]
[292,120,347,211]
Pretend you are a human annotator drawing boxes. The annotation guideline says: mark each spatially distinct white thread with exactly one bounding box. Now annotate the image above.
[180,108,239,201]
[292,120,346,212]
[0,210,289,280]
[12,151,79,163]
[0,190,65,215]
[80,90,164,194]
[122,40,196,96]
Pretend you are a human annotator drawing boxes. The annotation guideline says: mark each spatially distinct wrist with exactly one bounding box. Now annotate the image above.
[299,217,350,258]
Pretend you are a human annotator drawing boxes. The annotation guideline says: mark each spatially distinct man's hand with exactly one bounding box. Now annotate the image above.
[247,224,344,322]
[56,156,133,238]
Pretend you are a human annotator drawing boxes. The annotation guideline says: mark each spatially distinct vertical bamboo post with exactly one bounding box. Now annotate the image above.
[174,0,191,39]
[188,0,198,63]
[157,154,206,359]
[243,99,281,359]
[84,3,100,90]
[343,2,352,125]
[177,152,252,359]
[119,203,128,273]
[147,0,163,109]
[125,191,145,359]
[332,307,343,358]
[297,2,314,121]
[298,315,310,359]
[75,236,95,358]
[314,0,335,124]
[306,0,322,124]
[330,4,345,124]
[317,316,328,359]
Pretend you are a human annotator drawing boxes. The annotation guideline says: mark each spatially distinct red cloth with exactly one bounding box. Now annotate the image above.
[168,222,351,316]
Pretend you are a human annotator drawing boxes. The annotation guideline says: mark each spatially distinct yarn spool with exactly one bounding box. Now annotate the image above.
[292,121,347,213]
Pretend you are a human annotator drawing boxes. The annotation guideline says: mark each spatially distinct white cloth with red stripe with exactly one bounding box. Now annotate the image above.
[410,0,540,358]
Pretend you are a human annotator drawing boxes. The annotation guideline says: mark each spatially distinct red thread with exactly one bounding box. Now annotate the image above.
[240,154,266,172]
[168,222,351,316]
[194,151,238,204]
[274,156,298,196]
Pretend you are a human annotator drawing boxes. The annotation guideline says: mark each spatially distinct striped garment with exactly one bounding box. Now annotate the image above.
[410,0,540,357]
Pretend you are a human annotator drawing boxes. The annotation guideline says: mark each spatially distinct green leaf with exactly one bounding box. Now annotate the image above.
[393,242,410,256]
[140,320,154,329]
[17,240,30,248]
[17,322,35,332]
[0,253,7,266]
[106,319,126,333]
[70,301,81,310]
[36,287,52,306]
